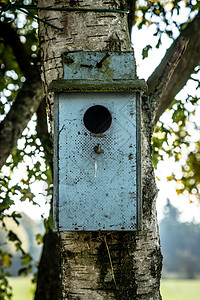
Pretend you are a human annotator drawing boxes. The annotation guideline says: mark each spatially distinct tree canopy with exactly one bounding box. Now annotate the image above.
[0,0,199,299]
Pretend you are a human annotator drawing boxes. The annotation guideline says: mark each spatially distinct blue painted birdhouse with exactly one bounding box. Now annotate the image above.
[48,51,147,231]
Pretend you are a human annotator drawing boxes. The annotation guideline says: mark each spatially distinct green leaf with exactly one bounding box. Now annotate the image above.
[18,265,33,276]
[142,45,152,59]
[11,211,22,226]
[36,233,43,245]
[8,231,21,243]
[156,37,162,49]
[0,196,14,212]
[21,253,32,266]
[1,253,12,268]
[172,109,185,123]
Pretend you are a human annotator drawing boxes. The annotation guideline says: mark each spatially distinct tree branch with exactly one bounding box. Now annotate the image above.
[0,22,44,170]
[0,22,31,77]
[149,36,188,101]
[147,11,200,122]
[0,67,43,170]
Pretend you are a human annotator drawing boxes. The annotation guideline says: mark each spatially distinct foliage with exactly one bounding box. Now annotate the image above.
[0,249,13,299]
[136,0,200,40]
[0,1,51,299]
[0,0,38,115]
[152,93,200,201]
[0,124,52,297]
[135,0,200,201]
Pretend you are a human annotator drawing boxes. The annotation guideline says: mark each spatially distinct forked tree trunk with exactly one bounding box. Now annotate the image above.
[37,0,162,299]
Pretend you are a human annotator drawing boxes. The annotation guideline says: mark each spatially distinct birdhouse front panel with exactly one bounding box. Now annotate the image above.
[54,91,141,231]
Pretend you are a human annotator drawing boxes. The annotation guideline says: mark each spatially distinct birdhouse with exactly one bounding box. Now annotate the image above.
[48,51,147,231]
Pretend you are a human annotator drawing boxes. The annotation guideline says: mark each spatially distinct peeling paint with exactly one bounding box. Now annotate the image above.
[53,51,142,231]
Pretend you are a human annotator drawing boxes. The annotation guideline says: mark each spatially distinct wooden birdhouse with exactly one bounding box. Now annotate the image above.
[48,51,147,231]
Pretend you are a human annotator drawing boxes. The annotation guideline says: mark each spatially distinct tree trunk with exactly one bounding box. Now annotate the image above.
[37,0,162,299]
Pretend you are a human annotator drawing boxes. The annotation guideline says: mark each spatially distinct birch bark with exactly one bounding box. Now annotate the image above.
[37,0,162,299]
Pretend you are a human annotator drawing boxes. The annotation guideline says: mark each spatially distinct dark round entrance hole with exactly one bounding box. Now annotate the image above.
[83,105,112,134]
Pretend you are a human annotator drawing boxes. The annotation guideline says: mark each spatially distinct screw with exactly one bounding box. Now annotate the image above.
[94,144,102,154]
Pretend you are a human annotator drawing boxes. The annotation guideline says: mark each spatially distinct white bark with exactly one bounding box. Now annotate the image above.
[38,0,131,107]
[37,1,162,299]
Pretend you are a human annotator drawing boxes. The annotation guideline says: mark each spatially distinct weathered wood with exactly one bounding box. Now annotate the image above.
[48,79,148,93]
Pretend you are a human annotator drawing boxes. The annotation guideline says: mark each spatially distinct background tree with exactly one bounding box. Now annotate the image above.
[160,199,200,279]
[0,0,199,299]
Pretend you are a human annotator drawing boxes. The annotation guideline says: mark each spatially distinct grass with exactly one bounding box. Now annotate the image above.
[8,276,35,300]
[8,277,200,300]
[161,279,200,300]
